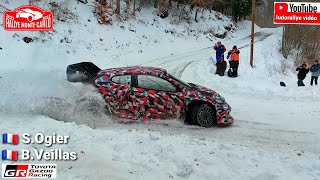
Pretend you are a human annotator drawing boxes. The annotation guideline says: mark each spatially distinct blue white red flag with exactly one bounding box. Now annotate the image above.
[2,150,18,161]
[2,133,19,144]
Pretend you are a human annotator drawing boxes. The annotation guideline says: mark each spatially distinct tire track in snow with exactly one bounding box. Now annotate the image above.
[100,116,320,154]
[168,61,195,78]
[238,32,274,49]
[144,47,211,66]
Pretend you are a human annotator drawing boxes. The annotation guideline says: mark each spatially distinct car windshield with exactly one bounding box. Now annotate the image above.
[168,73,192,89]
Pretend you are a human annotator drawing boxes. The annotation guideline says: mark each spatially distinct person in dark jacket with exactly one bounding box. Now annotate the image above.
[310,60,320,86]
[213,42,226,64]
[216,57,227,76]
[227,45,240,77]
[296,63,309,86]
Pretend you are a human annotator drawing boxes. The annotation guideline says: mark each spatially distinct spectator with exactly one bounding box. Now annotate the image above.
[215,57,227,76]
[213,42,226,64]
[296,63,309,87]
[310,60,320,86]
[227,45,240,77]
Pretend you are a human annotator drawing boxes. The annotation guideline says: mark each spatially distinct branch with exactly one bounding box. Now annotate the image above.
[0,4,11,11]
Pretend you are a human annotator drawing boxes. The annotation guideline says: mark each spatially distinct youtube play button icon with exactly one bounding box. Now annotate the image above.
[275,2,288,12]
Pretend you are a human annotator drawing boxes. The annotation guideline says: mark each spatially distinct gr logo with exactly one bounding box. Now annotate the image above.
[2,164,28,178]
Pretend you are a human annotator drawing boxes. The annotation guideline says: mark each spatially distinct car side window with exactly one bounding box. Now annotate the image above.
[111,75,131,85]
[137,75,176,92]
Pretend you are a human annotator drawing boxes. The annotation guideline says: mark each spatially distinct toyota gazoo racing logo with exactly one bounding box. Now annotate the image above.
[2,164,57,179]
[4,5,53,31]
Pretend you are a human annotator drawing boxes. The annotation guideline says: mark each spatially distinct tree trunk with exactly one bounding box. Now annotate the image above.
[138,0,143,10]
[116,0,120,14]
[282,26,285,58]
[195,7,199,22]
[125,0,130,13]
[233,15,238,23]
[154,0,158,8]
[169,0,172,7]
[133,0,136,15]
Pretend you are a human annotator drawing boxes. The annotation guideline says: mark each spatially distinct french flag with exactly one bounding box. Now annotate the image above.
[2,133,19,144]
[2,150,18,161]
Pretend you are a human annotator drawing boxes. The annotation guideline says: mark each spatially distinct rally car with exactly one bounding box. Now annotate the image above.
[66,62,234,127]
[16,8,43,22]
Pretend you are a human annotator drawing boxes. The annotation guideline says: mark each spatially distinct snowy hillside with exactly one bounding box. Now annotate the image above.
[0,0,320,179]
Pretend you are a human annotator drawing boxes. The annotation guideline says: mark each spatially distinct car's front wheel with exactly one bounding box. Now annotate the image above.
[191,104,216,127]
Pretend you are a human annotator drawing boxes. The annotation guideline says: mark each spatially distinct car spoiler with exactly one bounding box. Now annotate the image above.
[66,62,101,83]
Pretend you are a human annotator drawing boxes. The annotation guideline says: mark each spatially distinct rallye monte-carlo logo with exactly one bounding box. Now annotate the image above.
[4,5,53,31]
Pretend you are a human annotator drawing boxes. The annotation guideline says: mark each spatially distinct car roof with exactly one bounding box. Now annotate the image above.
[98,66,168,76]
[21,9,35,13]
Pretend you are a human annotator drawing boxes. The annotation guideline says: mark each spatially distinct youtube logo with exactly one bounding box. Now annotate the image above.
[274,2,320,25]
[275,2,288,13]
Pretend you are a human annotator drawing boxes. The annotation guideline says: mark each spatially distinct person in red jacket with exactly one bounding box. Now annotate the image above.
[227,45,240,77]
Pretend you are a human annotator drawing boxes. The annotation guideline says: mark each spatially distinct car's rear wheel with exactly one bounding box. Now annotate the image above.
[191,104,216,127]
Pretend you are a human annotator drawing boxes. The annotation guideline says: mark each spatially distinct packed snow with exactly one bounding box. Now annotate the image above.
[0,0,319,179]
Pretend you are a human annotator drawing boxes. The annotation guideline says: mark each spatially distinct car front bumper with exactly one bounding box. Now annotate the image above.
[217,110,234,125]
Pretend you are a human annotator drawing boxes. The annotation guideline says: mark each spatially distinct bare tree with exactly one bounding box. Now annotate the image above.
[189,0,208,22]
[115,0,120,14]
[125,0,130,14]
[93,0,113,24]
[283,25,320,65]
[133,0,136,15]
[138,0,144,10]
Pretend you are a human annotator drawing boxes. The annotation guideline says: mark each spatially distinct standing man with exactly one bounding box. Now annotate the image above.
[213,41,226,64]
[227,45,240,77]
[296,63,309,87]
[310,60,320,86]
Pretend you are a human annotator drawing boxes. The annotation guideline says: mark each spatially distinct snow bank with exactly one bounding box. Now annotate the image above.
[0,115,319,180]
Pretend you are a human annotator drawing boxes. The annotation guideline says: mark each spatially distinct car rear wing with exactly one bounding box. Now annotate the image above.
[66,62,101,83]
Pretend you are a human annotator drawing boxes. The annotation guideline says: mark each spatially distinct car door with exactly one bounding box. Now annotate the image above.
[132,74,183,120]
[99,74,136,119]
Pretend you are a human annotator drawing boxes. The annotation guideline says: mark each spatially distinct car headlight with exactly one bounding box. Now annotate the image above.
[222,104,230,110]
